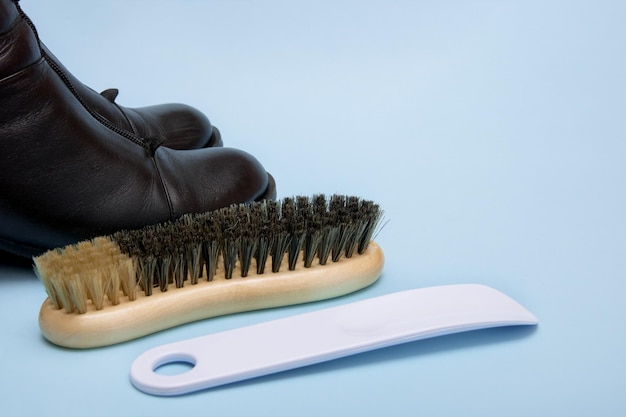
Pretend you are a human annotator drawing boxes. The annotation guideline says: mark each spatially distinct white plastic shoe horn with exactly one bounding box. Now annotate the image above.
[130,284,538,396]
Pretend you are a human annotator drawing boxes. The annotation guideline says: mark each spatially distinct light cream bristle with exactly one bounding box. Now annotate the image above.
[35,237,136,314]
[67,275,88,314]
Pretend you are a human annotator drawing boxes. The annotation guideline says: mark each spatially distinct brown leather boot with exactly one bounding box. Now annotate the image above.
[11,0,221,150]
[0,0,276,258]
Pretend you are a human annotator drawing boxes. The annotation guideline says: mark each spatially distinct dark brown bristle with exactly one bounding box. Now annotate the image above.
[270,221,289,273]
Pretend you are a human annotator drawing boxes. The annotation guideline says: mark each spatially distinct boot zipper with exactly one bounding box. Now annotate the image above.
[15,2,149,151]
[42,55,149,150]
[14,1,175,221]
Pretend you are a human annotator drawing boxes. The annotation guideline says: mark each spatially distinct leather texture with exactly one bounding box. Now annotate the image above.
[40,43,222,150]
[12,0,220,150]
[0,0,276,257]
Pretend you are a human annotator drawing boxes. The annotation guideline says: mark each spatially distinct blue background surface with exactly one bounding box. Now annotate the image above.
[1,0,625,415]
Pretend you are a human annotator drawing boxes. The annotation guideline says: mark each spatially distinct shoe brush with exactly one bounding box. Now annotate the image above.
[34,195,384,348]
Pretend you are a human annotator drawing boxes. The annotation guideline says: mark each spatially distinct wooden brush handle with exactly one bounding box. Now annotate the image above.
[38,242,384,348]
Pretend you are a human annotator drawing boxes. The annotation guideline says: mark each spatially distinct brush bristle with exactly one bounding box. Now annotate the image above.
[34,195,383,315]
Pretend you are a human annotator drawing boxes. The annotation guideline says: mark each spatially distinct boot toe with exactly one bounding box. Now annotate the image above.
[157,147,276,218]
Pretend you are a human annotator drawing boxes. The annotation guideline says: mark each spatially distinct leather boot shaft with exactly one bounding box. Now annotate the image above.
[0,0,39,79]
[3,0,219,150]
[0,0,17,34]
